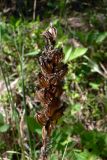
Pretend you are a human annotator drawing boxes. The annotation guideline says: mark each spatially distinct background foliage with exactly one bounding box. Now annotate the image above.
[0,0,107,160]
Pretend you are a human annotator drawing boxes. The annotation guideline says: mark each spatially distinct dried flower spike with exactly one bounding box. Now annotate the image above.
[36,24,68,160]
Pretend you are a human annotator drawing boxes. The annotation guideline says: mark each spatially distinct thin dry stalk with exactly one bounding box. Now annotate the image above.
[33,0,36,20]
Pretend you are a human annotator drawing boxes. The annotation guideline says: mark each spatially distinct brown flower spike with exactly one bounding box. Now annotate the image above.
[36,24,68,160]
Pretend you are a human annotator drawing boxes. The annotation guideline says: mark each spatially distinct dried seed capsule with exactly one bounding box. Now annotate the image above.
[48,84,63,97]
[37,25,68,160]
[42,25,57,47]
[36,112,48,126]
[51,49,64,64]
[51,103,67,121]
[39,56,53,74]
[38,73,59,88]
[36,88,54,107]
[48,24,57,41]
[45,49,63,64]
[38,73,49,88]
[57,64,68,79]
[45,98,61,118]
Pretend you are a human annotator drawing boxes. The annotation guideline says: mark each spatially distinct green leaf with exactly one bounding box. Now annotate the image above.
[89,82,100,90]
[96,32,107,44]
[27,116,41,134]
[64,47,73,63]
[25,49,40,56]
[0,124,9,133]
[64,47,88,63]
[0,113,4,126]
[84,56,102,75]
[61,136,71,146]
[50,154,58,160]
[70,47,88,61]
[86,31,99,44]
[73,149,97,160]
[15,19,22,27]
[71,103,81,115]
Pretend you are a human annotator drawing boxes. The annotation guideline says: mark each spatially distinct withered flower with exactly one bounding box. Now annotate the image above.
[36,24,68,160]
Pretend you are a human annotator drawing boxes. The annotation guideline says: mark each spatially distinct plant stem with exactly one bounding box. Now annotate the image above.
[33,0,36,20]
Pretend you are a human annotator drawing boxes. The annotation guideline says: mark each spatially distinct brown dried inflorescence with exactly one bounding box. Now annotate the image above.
[36,24,68,160]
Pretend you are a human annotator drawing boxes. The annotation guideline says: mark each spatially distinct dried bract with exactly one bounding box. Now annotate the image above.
[36,24,68,160]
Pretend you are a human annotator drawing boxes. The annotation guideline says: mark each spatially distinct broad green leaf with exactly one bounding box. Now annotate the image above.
[70,47,88,61]
[64,47,88,63]
[64,47,72,63]
[96,32,107,44]
[0,124,9,133]
[25,49,40,56]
